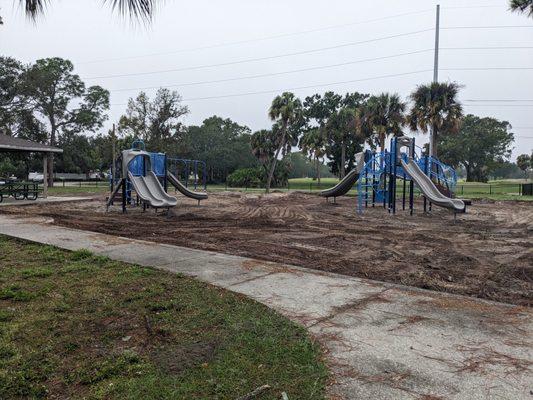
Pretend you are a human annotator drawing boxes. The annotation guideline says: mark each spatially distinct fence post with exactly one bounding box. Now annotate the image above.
[461,185,464,195]
[310,183,312,193]
[489,184,492,195]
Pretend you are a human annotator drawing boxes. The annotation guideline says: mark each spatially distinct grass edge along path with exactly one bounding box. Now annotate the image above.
[0,235,328,399]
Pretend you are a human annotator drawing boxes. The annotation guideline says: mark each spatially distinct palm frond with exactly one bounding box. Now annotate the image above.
[104,0,156,21]
[509,0,533,17]
[20,0,48,20]
[20,0,155,21]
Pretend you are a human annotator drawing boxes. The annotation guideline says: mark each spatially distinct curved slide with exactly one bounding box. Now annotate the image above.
[128,171,178,208]
[320,169,360,198]
[401,159,465,213]
[321,152,365,198]
[167,172,208,201]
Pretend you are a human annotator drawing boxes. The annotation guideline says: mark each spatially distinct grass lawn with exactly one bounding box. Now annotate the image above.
[42,178,532,202]
[287,177,533,201]
[0,236,327,399]
[47,185,109,195]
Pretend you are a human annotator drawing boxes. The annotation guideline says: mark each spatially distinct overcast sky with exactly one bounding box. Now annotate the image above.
[1,0,532,159]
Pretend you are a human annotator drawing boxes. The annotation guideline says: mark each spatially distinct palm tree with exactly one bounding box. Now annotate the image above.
[251,128,278,172]
[509,0,533,17]
[356,93,406,153]
[408,82,463,158]
[300,128,326,184]
[267,92,303,193]
[17,0,155,21]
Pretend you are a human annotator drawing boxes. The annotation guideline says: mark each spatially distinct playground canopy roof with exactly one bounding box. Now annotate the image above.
[0,134,63,154]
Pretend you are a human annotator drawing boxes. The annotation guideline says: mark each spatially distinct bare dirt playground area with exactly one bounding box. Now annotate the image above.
[2,191,532,306]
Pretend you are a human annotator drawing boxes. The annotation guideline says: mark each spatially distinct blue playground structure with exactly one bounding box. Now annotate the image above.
[356,136,463,215]
[321,136,464,216]
[108,140,208,212]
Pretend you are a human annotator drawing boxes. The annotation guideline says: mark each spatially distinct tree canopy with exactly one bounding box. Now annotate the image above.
[265,92,304,192]
[356,93,406,152]
[118,89,188,154]
[408,82,463,157]
[183,116,257,183]
[509,0,533,17]
[438,114,514,182]
[516,154,531,178]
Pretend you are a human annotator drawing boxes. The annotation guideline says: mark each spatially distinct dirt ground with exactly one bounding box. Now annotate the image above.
[1,191,532,306]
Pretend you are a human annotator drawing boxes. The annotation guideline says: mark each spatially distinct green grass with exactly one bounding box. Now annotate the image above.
[286,177,533,201]
[43,178,532,202]
[46,185,109,196]
[0,236,327,399]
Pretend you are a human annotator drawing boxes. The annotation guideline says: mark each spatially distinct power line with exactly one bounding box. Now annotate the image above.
[104,56,533,94]
[465,99,533,102]
[441,46,533,51]
[85,28,434,80]
[442,5,505,10]
[110,69,432,106]
[87,47,533,82]
[78,9,434,65]
[442,67,533,71]
[442,25,533,30]
[463,104,533,107]
[109,49,434,93]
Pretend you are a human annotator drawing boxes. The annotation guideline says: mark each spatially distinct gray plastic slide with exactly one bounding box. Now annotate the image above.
[401,158,465,212]
[128,171,178,208]
[320,152,365,198]
[167,172,208,201]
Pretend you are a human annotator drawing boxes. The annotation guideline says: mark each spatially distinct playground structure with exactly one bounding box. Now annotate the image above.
[106,141,207,213]
[321,136,465,215]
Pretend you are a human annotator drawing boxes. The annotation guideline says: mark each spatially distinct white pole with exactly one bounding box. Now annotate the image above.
[430,4,440,157]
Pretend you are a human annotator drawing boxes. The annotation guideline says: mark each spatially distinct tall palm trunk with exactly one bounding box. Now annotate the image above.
[430,123,438,159]
[465,163,472,182]
[340,141,346,179]
[316,156,321,185]
[265,122,287,193]
[379,130,386,154]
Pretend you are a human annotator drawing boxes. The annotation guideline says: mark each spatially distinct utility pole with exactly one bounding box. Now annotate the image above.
[430,4,440,157]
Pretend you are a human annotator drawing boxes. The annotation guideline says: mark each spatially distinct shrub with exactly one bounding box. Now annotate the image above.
[226,168,263,188]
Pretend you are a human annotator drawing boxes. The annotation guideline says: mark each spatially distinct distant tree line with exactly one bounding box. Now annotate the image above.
[0,56,523,186]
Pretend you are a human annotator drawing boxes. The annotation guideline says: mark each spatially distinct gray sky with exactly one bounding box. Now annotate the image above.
[1,0,532,159]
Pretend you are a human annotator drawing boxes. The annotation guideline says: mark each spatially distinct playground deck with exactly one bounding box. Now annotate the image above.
[0,191,531,306]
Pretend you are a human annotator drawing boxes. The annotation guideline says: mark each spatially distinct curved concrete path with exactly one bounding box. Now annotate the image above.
[0,214,531,399]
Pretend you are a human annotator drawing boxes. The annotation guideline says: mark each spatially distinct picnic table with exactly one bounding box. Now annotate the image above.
[0,181,40,203]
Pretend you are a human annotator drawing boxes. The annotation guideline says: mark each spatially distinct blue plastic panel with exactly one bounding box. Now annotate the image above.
[128,155,145,176]
[127,153,166,177]
[150,153,166,177]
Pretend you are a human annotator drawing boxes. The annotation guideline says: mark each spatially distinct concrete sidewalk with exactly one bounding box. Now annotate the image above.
[0,214,531,399]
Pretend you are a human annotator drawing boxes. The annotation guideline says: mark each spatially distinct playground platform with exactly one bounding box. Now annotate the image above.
[0,214,530,400]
